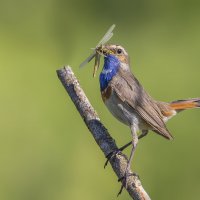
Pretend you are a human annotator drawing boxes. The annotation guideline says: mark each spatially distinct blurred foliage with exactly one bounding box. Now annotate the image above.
[0,0,200,199]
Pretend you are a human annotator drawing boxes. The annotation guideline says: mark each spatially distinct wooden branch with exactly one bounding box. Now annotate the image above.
[56,66,151,200]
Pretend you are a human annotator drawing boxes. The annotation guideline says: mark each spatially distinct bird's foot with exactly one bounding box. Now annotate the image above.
[104,141,133,169]
[104,149,122,169]
[117,171,138,196]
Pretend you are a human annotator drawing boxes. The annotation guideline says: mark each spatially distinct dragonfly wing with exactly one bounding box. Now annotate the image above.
[79,52,96,68]
[97,33,113,48]
[79,24,115,69]
[96,24,115,47]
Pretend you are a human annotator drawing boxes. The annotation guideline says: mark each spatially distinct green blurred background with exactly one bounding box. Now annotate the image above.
[1,0,200,199]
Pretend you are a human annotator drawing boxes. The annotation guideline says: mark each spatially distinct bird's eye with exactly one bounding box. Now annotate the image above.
[117,48,122,54]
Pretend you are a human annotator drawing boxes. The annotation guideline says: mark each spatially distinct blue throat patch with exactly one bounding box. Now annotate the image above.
[99,54,120,91]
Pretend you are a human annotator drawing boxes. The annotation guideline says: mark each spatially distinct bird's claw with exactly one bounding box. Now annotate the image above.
[117,172,137,196]
[104,149,122,169]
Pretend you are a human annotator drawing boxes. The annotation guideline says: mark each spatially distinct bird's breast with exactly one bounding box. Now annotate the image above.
[102,89,145,128]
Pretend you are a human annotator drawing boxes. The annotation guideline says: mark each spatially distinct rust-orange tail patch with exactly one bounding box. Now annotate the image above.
[170,98,200,111]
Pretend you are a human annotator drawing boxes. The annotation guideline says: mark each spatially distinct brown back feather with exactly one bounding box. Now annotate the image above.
[111,69,173,140]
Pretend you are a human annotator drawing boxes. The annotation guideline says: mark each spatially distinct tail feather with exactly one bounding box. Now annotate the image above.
[170,98,200,112]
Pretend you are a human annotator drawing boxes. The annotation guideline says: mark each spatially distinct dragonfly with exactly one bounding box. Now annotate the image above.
[79,24,116,77]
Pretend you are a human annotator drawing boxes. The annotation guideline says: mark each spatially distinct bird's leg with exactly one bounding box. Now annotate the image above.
[138,130,148,140]
[104,130,148,168]
[117,125,139,196]
[119,130,148,151]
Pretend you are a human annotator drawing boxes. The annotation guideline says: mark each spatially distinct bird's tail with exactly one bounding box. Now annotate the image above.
[170,98,200,112]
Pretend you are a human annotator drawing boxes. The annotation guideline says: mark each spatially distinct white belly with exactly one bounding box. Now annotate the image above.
[104,92,149,130]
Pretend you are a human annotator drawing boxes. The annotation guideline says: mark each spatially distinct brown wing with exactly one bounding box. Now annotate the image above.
[111,69,173,140]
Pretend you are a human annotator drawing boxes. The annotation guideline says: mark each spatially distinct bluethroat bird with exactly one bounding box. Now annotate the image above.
[97,44,200,193]
[80,25,200,194]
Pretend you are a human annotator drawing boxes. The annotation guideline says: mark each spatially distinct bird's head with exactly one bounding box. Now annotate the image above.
[98,44,131,91]
[97,44,130,71]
